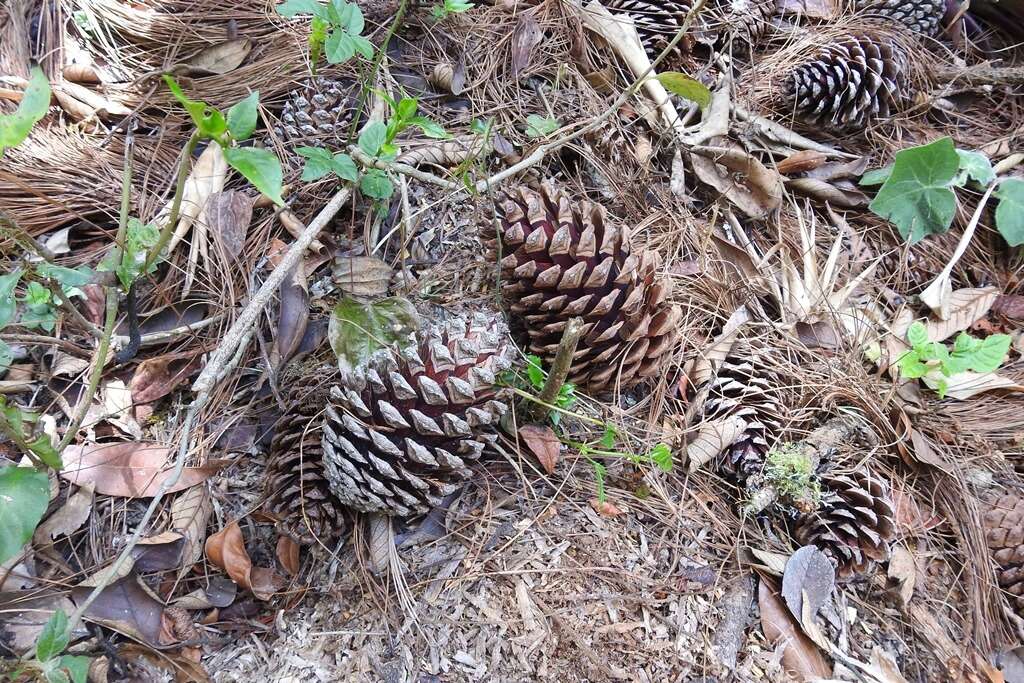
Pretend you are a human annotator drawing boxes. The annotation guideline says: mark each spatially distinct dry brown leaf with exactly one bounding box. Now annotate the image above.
[868,647,911,683]
[785,177,868,208]
[51,81,131,119]
[777,150,827,175]
[71,573,173,646]
[266,237,288,269]
[132,531,186,572]
[887,545,916,606]
[795,321,840,350]
[63,63,101,84]
[922,371,1024,400]
[331,256,393,298]
[428,60,466,94]
[61,443,225,498]
[166,144,228,255]
[274,262,309,371]
[33,483,94,549]
[690,142,783,219]
[518,424,561,475]
[205,521,283,600]
[118,642,212,683]
[758,578,831,681]
[0,592,80,655]
[891,486,944,535]
[781,546,834,621]
[205,190,254,261]
[924,287,999,342]
[276,535,301,576]
[686,415,747,473]
[511,10,543,77]
[994,294,1024,319]
[130,353,202,414]
[686,306,751,388]
[589,498,623,517]
[171,484,213,578]
[183,38,252,75]
[172,576,237,610]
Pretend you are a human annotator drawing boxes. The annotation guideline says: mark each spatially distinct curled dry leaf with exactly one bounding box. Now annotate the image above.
[686,415,748,473]
[276,535,301,576]
[690,142,784,219]
[171,484,213,578]
[887,545,916,606]
[924,287,999,342]
[758,577,831,681]
[511,10,543,77]
[777,150,828,175]
[518,424,561,475]
[786,177,868,208]
[589,498,623,517]
[994,294,1024,319]
[60,443,226,498]
[33,483,94,550]
[63,63,102,84]
[205,190,255,261]
[922,371,1024,400]
[165,143,228,255]
[130,352,203,416]
[51,81,131,121]
[205,521,283,600]
[397,135,489,168]
[183,38,253,75]
[331,256,393,298]
[71,573,174,646]
[274,262,309,371]
[428,60,466,94]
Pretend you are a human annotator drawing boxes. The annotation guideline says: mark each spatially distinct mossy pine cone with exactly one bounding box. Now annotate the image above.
[263,377,347,546]
[321,316,511,517]
[786,34,910,132]
[983,492,1024,616]
[486,181,681,392]
[795,470,896,579]
[854,0,946,36]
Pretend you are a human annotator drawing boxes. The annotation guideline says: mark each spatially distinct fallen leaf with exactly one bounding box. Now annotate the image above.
[794,320,840,350]
[60,443,225,498]
[276,535,300,576]
[51,81,131,120]
[266,237,288,268]
[891,485,944,535]
[690,141,784,219]
[922,371,1024,400]
[102,379,141,438]
[165,144,228,256]
[118,643,212,683]
[183,38,252,75]
[511,10,543,77]
[71,572,173,646]
[996,647,1024,683]
[867,646,911,683]
[924,287,999,342]
[205,190,254,261]
[994,295,1024,320]
[777,150,827,175]
[781,546,834,622]
[171,484,213,578]
[171,576,237,610]
[518,424,561,474]
[589,498,623,516]
[130,353,203,413]
[686,415,748,473]
[132,531,185,572]
[331,256,394,298]
[686,306,751,388]
[33,483,94,550]
[0,591,81,655]
[743,548,789,576]
[63,63,102,84]
[274,262,309,370]
[758,577,831,681]
[205,521,283,600]
[670,260,701,276]
[887,545,916,606]
[786,177,868,208]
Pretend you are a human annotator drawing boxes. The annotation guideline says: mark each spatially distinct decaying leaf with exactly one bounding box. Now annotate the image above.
[130,353,203,419]
[328,296,420,377]
[71,572,174,646]
[274,263,309,371]
[132,531,186,572]
[331,256,393,299]
[171,484,213,578]
[172,576,237,610]
[781,546,835,621]
[61,443,225,498]
[518,424,561,475]
[118,642,213,682]
[33,483,94,550]
[165,144,228,255]
[205,521,283,600]
[923,287,999,342]
[183,38,253,75]
[777,150,828,175]
[511,10,543,77]
[276,535,301,576]
[0,591,81,655]
[994,295,1024,320]
[686,306,751,388]
[686,415,748,473]
[758,577,831,681]
[205,190,255,261]
[690,142,784,219]
[51,81,131,121]
[922,371,1024,400]
[795,320,840,350]
[104,379,141,438]
[887,545,916,606]
[589,498,623,517]
[891,485,944,535]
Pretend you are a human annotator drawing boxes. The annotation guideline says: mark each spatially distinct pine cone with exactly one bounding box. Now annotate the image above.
[602,0,776,54]
[321,316,511,517]
[983,492,1024,616]
[601,0,693,56]
[854,0,946,36]
[273,77,360,147]
[703,0,778,48]
[486,181,681,392]
[263,376,347,545]
[785,34,910,132]
[794,470,896,579]
[703,351,784,483]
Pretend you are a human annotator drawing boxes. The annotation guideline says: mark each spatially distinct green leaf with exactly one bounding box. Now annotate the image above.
[114,217,160,290]
[328,296,420,374]
[43,666,69,683]
[223,147,284,206]
[649,443,673,472]
[347,4,365,34]
[0,66,51,155]
[956,149,995,187]
[447,0,475,10]
[330,153,358,182]
[0,268,23,328]
[555,382,576,411]
[0,466,49,565]
[328,0,352,25]
[276,0,324,17]
[358,121,387,157]
[226,91,259,141]
[524,114,559,138]
[655,72,711,110]
[163,75,227,140]
[525,355,545,389]
[396,97,418,122]
[952,332,979,355]
[409,116,448,139]
[36,609,69,662]
[600,423,617,449]
[58,656,90,683]
[21,305,56,332]
[35,264,93,290]
[859,164,893,186]
[968,333,1012,373]
[24,281,50,308]
[379,142,399,160]
[592,461,607,503]
[868,137,960,243]
[325,29,355,63]
[28,434,61,470]
[360,169,394,199]
[351,35,375,60]
[431,4,447,19]
[0,340,12,376]
[896,349,929,379]
[906,321,929,349]
[995,178,1024,247]
[297,146,333,181]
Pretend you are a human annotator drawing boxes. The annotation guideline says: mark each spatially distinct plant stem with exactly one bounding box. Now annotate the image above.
[347,0,409,144]
[508,387,604,426]
[143,131,199,275]
[0,210,58,263]
[528,317,584,423]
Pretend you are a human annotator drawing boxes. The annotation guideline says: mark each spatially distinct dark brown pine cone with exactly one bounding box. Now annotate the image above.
[983,491,1024,616]
[602,0,777,54]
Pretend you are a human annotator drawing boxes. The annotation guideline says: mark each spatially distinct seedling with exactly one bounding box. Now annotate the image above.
[896,321,1011,398]
[525,114,560,139]
[276,0,374,72]
[431,0,474,21]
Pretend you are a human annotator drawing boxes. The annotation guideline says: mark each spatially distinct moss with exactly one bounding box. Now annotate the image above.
[764,442,820,507]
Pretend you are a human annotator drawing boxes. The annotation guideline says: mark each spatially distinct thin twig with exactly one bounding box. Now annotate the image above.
[528,317,584,423]
[0,210,59,263]
[351,147,463,192]
[0,333,90,357]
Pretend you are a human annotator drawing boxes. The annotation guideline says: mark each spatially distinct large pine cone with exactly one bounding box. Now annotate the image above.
[602,0,776,55]
[785,34,910,132]
[983,492,1024,615]
[794,470,896,579]
[263,375,347,545]
[321,316,510,516]
[486,182,681,393]
[273,77,360,147]
[854,0,946,36]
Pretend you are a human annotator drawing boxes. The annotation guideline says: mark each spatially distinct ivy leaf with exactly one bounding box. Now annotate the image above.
[649,443,673,472]
[0,268,23,328]
[226,91,259,141]
[525,114,559,138]
[325,29,356,63]
[868,137,960,243]
[0,466,50,565]
[995,178,1024,247]
[409,116,448,139]
[328,296,420,375]
[275,0,325,17]
[358,121,387,157]
[224,147,284,206]
[359,169,394,199]
[296,145,333,181]
[956,149,995,187]
[35,609,69,662]
[655,72,711,110]
[906,321,929,349]
[330,153,358,182]
[36,264,93,290]
[0,66,51,155]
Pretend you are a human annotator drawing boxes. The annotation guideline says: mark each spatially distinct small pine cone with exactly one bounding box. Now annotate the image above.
[263,378,347,545]
[485,181,682,392]
[703,351,784,483]
[854,0,946,36]
[704,0,778,48]
[794,470,896,579]
[785,34,911,132]
[273,77,360,147]
[983,492,1024,616]
[321,316,511,517]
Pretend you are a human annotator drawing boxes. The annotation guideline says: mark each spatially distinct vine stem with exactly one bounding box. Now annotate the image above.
[143,131,200,275]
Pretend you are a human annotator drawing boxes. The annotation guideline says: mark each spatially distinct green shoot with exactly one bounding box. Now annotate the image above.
[525,114,559,138]
[0,66,51,156]
[431,0,475,21]
[896,321,1011,398]
[276,0,374,72]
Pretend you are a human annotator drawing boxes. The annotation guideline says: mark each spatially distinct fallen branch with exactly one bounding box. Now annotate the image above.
[528,317,584,423]
[934,63,1024,88]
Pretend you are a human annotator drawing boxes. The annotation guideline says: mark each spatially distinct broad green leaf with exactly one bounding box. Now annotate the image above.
[297,146,333,181]
[28,433,61,470]
[0,340,12,375]
[0,466,50,565]
[448,0,475,10]
[555,382,576,411]
[952,332,979,355]
[296,145,332,162]
[276,0,324,17]
[21,305,56,332]
[226,91,260,141]
[655,72,711,110]
[431,5,448,19]
[325,29,355,63]
[0,66,51,154]
[358,122,387,157]
[906,321,929,349]
[224,147,284,206]
[0,268,23,328]
[0,397,28,440]
[956,149,995,187]
[330,153,358,182]
[359,169,394,199]
[43,665,69,683]
[896,350,928,378]
[525,114,559,138]
[163,75,227,140]
[328,296,420,374]
[351,35,375,60]
[24,281,50,308]
[328,0,352,25]
[968,333,1011,373]
[35,609,69,662]
[859,165,893,186]
[396,97,418,122]
[995,178,1024,246]
[36,264,93,289]
[347,4,365,34]
[409,116,448,139]
[868,137,960,243]
[649,443,673,472]
[525,355,545,388]
[58,656,90,683]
